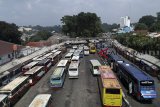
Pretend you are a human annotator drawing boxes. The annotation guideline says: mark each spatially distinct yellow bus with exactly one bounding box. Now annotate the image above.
[98,66,122,107]
[89,43,96,54]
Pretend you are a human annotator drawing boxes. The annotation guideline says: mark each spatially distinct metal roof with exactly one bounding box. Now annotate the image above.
[29,94,51,107]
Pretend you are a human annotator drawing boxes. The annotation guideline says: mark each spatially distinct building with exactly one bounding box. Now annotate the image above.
[120,16,130,28]
[0,40,23,65]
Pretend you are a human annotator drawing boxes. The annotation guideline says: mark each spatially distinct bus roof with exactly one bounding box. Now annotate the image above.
[0,76,29,93]
[54,51,62,55]
[51,67,65,79]
[29,94,51,107]
[102,78,121,89]
[57,59,68,67]
[99,66,112,73]
[71,56,79,60]
[37,59,50,65]
[23,61,39,68]
[24,66,43,75]
[109,54,123,62]
[0,94,8,102]
[44,53,53,57]
[0,71,10,79]
[69,49,75,53]
[65,53,73,57]
[52,49,58,53]
[118,62,153,81]
[69,62,79,69]
[36,56,48,61]
[90,59,101,66]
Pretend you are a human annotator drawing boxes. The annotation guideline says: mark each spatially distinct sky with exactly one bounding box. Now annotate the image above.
[0,0,160,26]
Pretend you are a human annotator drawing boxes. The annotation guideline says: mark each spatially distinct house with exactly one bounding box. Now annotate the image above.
[0,40,23,65]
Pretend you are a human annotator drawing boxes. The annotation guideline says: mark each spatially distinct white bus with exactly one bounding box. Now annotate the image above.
[69,49,75,53]
[57,59,69,71]
[50,67,66,87]
[0,94,10,107]
[0,76,30,105]
[29,94,52,107]
[71,56,80,63]
[44,52,53,58]
[24,66,45,86]
[68,62,79,78]
[22,61,39,73]
[90,59,101,75]
[64,53,73,62]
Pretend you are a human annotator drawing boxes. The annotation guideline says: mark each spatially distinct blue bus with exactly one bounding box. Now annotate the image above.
[50,67,66,88]
[117,61,157,101]
[107,54,124,72]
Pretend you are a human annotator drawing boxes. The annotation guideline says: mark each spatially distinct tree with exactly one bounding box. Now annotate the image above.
[29,30,52,42]
[157,12,160,22]
[139,15,156,28]
[0,21,22,44]
[61,12,102,37]
[101,23,119,32]
[134,23,148,30]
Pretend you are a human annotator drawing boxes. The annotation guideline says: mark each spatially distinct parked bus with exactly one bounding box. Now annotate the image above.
[37,59,52,72]
[44,52,53,58]
[48,53,59,65]
[71,56,80,63]
[64,53,73,62]
[68,62,79,78]
[54,51,62,60]
[89,44,96,54]
[0,94,10,107]
[24,66,44,86]
[51,49,58,53]
[0,71,10,87]
[117,61,157,101]
[22,61,39,73]
[50,67,66,88]
[0,76,30,105]
[57,59,69,71]
[107,54,124,72]
[90,59,101,75]
[28,94,52,107]
[98,66,122,107]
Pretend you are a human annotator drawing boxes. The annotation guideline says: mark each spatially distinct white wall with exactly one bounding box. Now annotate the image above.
[0,53,13,65]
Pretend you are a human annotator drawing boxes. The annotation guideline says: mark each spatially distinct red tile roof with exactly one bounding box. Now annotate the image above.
[26,41,50,47]
[0,40,23,56]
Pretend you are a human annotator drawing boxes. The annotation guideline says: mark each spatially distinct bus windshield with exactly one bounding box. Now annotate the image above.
[106,89,120,94]
[69,68,77,71]
[94,66,99,70]
[91,47,95,50]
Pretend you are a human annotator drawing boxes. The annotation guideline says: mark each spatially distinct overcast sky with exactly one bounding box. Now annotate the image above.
[0,0,160,26]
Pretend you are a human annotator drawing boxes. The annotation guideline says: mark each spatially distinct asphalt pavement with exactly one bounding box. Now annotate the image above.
[14,53,102,107]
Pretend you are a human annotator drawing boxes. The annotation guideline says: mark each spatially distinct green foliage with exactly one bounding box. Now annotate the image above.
[139,15,156,28]
[29,30,52,42]
[101,23,119,32]
[136,12,160,32]
[134,23,148,30]
[115,34,160,52]
[0,21,22,44]
[61,12,102,37]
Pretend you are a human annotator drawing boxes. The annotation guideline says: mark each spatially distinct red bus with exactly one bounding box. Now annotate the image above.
[22,61,39,73]
[24,66,45,86]
[37,59,52,72]
[0,76,30,105]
